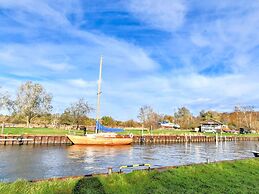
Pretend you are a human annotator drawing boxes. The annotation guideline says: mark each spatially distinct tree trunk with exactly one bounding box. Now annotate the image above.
[76,121,79,130]
[1,122,4,134]
[249,112,252,129]
[26,116,30,128]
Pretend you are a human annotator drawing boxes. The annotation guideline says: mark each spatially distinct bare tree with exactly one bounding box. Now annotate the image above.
[138,105,161,128]
[241,106,254,129]
[0,88,11,133]
[64,98,93,129]
[0,88,5,109]
[234,106,241,128]
[234,105,256,129]
[14,81,53,127]
[138,105,151,126]
[0,88,13,112]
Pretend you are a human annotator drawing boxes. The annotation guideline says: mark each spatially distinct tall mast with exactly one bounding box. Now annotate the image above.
[96,56,103,133]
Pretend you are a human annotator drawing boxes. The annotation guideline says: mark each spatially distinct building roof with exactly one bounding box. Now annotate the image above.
[200,119,224,125]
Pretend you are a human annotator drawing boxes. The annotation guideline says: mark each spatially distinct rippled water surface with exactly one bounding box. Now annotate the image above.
[0,141,257,182]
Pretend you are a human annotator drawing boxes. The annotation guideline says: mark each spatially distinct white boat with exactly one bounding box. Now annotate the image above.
[159,121,180,129]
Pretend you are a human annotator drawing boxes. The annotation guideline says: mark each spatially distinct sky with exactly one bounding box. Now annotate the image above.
[0,0,259,120]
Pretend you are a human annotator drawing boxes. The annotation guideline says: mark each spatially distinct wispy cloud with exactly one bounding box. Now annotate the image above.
[67,79,96,88]
[0,0,83,28]
[0,0,258,120]
[127,0,187,32]
[0,0,160,119]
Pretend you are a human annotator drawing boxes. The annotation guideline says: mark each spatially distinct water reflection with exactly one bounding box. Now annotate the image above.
[0,141,256,182]
[67,145,132,159]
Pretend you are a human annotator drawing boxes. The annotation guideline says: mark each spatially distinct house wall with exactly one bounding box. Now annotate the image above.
[201,124,222,132]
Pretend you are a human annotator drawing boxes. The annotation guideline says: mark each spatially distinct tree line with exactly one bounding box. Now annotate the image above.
[0,81,258,131]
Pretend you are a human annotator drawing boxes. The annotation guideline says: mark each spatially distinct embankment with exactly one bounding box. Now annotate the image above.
[0,134,259,145]
[0,158,258,194]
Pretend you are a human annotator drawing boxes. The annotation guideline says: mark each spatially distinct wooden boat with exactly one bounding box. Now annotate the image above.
[67,133,133,145]
[67,56,133,145]
[252,151,259,157]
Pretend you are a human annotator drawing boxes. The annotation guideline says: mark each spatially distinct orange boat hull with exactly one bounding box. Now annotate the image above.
[67,134,133,145]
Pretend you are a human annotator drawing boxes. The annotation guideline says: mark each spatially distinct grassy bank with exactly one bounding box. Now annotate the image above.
[120,128,193,135]
[3,127,193,136]
[3,127,259,137]
[0,159,258,194]
[2,127,84,136]
[120,128,259,137]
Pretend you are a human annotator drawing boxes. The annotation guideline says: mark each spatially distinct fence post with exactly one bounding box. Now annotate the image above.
[108,167,113,175]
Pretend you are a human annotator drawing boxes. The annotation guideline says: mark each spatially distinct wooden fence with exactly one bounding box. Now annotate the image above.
[0,134,258,145]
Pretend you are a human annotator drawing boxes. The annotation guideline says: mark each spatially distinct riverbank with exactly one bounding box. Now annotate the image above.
[2,127,194,136]
[3,127,259,137]
[2,127,83,135]
[1,127,258,145]
[1,134,258,145]
[0,158,258,194]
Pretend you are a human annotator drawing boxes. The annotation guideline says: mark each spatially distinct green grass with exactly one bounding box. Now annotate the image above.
[2,127,259,137]
[120,128,259,137]
[0,178,78,194]
[2,127,84,136]
[0,159,259,194]
[119,128,194,136]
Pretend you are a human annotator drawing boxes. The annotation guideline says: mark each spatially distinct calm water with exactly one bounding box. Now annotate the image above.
[0,141,257,182]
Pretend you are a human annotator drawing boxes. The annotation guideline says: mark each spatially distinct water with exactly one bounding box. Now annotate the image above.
[0,141,257,182]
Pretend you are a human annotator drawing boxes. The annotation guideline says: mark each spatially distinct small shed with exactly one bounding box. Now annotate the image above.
[200,119,226,133]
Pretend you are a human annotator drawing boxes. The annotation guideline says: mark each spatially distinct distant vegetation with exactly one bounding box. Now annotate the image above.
[1,81,259,132]
[0,159,258,194]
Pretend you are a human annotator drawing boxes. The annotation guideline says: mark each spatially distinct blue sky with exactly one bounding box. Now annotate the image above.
[0,0,259,120]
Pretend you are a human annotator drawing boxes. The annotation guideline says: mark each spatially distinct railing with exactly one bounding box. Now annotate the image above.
[119,163,151,173]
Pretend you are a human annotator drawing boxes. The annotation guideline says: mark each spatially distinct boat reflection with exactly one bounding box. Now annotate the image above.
[67,145,133,160]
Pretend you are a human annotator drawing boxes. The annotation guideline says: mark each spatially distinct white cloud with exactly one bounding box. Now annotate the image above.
[39,61,74,72]
[67,79,96,88]
[0,0,160,120]
[0,0,83,28]
[188,1,259,72]
[0,44,74,73]
[1,0,259,120]
[127,0,187,31]
[190,34,210,47]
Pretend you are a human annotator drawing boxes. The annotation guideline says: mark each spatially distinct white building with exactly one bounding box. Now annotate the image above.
[200,119,226,133]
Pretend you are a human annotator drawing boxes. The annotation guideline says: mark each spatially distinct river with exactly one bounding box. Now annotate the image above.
[0,141,257,182]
